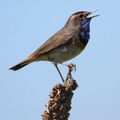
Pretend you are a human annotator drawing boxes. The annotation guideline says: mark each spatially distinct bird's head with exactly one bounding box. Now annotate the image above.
[65,11,99,29]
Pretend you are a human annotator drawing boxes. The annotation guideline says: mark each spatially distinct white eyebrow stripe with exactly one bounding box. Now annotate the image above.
[70,15,77,20]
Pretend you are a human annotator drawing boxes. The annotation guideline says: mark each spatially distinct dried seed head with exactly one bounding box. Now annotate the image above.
[42,79,77,120]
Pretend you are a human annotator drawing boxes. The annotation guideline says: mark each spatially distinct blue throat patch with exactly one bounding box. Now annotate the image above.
[79,18,91,46]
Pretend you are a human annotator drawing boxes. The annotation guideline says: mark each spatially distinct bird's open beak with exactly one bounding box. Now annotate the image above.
[87,14,99,19]
[86,11,99,19]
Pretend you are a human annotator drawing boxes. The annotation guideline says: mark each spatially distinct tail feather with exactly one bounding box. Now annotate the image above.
[9,60,31,71]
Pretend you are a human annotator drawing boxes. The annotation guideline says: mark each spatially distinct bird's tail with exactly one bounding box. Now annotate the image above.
[9,60,32,71]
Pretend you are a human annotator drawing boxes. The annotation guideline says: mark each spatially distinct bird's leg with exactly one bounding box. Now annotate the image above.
[54,63,64,82]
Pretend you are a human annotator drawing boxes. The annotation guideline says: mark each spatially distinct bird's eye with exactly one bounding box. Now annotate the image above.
[79,14,84,18]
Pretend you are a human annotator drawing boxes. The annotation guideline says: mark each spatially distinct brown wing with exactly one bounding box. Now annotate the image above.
[29,29,74,58]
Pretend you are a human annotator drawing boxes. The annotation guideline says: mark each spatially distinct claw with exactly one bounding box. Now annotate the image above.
[67,63,76,72]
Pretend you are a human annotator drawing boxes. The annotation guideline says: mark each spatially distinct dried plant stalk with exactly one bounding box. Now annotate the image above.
[42,64,78,120]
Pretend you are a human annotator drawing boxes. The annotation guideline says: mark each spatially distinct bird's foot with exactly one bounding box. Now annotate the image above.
[59,63,76,71]
[65,63,76,81]
[67,63,76,72]
[53,62,76,82]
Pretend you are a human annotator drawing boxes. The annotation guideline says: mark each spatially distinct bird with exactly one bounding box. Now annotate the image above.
[10,11,98,82]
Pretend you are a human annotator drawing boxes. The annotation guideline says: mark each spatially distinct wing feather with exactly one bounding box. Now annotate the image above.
[30,29,74,57]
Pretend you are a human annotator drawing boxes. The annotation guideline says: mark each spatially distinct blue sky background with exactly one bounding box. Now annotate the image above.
[0,0,120,120]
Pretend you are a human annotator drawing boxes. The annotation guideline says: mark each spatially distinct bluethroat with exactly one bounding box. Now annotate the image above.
[10,11,98,82]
